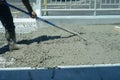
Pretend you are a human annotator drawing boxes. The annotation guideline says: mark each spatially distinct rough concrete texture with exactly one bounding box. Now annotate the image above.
[0,21,37,34]
[0,24,120,68]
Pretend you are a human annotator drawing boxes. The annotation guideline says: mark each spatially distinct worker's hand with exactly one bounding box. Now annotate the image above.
[30,11,37,18]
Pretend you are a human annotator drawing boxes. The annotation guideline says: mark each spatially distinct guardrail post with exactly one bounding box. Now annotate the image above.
[94,0,97,16]
[44,0,48,15]
[36,0,42,16]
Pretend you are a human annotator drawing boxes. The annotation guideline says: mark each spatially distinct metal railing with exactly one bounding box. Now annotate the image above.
[35,0,120,16]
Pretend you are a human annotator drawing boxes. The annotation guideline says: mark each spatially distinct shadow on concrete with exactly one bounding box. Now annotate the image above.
[0,34,76,54]
[0,35,61,54]
[0,45,9,54]
[17,35,61,45]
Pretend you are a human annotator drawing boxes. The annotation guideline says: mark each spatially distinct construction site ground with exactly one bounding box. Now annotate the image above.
[0,24,120,68]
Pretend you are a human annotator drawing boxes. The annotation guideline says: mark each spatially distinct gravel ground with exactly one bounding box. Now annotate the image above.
[0,24,120,68]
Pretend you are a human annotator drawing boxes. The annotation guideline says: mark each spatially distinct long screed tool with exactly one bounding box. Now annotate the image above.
[4,2,87,41]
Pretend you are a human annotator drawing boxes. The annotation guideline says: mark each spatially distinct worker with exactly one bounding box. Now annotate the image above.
[0,0,36,51]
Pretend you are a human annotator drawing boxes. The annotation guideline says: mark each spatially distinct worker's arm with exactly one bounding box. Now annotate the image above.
[21,0,36,18]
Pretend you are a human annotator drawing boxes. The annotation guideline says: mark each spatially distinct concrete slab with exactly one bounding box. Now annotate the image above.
[30,69,53,80]
[0,18,37,33]
[0,64,120,80]
[97,66,120,80]
[54,67,101,80]
[0,70,30,80]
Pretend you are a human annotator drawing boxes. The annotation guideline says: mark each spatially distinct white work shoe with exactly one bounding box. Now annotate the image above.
[8,39,21,51]
[9,43,21,51]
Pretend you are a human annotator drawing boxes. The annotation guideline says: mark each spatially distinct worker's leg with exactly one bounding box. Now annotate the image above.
[0,4,20,51]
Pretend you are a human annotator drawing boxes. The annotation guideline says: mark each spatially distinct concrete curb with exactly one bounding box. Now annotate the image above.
[0,64,120,80]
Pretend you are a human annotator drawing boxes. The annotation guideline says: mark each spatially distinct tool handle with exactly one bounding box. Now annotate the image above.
[4,2,80,36]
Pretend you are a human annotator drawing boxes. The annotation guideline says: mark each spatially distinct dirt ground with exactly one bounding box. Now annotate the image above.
[0,24,120,68]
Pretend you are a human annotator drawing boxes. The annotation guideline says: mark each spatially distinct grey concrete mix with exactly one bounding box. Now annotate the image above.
[0,24,120,68]
[0,0,120,68]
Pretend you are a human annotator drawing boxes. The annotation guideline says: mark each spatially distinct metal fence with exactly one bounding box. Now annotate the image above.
[35,0,120,16]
